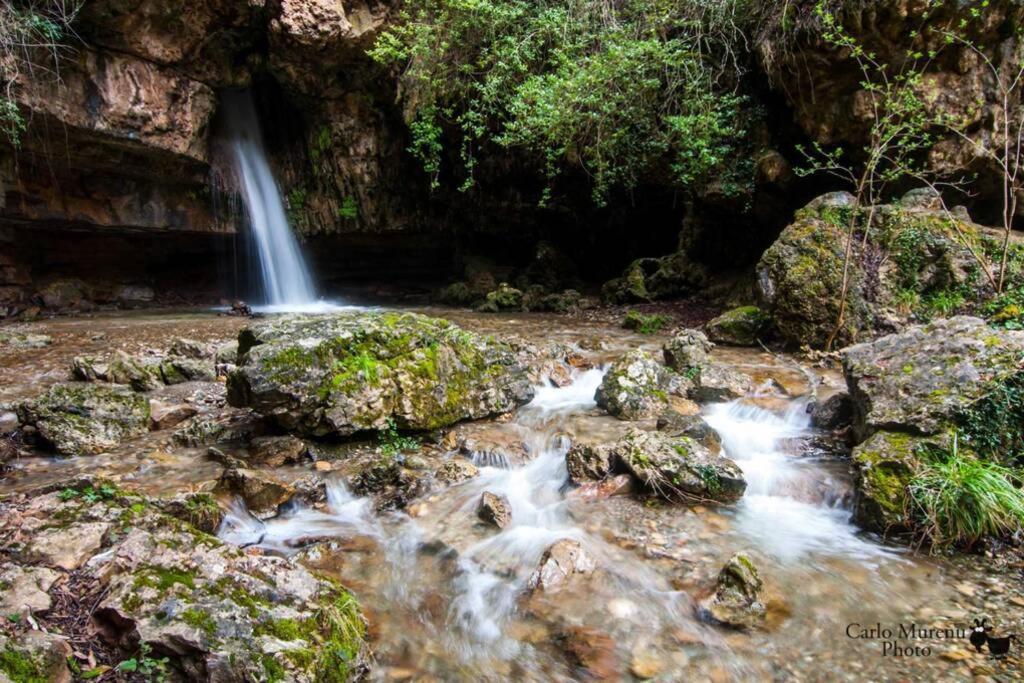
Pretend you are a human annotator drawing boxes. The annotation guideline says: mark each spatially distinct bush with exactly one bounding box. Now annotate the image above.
[909,437,1024,549]
[369,0,758,205]
[622,310,668,334]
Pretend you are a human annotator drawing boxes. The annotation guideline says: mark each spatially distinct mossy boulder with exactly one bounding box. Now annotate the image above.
[663,329,713,373]
[705,306,771,346]
[227,312,533,437]
[476,282,524,312]
[850,430,927,532]
[842,317,1024,442]
[18,383,150,456]
[757,192,1024,348]
[595,350,681,420]
[601,252,707,304]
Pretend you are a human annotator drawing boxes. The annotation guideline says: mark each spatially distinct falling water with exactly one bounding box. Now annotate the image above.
[222,91,319,310]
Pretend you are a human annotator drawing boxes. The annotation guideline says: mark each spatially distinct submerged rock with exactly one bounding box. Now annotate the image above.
[705,306,771,346]
[477,491,512,529]
[527,539,596,592]
[227,312,534,437]
[215,466,297,515]
[699,552,767,630]
[595,350,681,420]
[842,317,1024,441]
[18,383,150,456]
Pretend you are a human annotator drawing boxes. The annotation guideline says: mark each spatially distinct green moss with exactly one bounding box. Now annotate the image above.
[180,608,218,639]
[0,648,48,683]
[133,565,197,595]
[261,654,287,683]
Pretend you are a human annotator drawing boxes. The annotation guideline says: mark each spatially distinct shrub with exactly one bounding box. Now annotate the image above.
[908,436,1024,549]
[622,310,668,334]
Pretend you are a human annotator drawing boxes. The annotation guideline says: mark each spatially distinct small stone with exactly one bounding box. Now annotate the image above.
[28,522,111,570]
[699,552,766,630]
[477,491,512,529]
[527,539,595,592]
[149,400,197,431]
[0,564,61,614]
[630,646,666,679]
[248,435,308,467]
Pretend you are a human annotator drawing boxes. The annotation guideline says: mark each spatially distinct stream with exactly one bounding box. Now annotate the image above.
[0,309,1016,681]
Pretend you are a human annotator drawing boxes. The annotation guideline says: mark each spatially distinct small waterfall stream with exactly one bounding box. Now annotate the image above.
[222,91,320,310]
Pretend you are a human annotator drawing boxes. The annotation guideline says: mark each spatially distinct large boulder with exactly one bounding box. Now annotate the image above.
[0,482,369,681]
[595,350,682,420]
[17,383,150,456]
[842,317,1024,441]
[850,430,930,532]
[705,306,771,346]
[227,312,534,437]
[601,252,707,304]
[756,194,1023,347]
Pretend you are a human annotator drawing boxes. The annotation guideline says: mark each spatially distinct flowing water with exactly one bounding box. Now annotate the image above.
[2,309,1013,681]
[223,92,322,311]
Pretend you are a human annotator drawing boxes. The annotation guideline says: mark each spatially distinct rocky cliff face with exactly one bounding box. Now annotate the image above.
[0,0,1020,316]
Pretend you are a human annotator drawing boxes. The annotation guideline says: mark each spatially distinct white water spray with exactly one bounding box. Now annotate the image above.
[223,91,320,310]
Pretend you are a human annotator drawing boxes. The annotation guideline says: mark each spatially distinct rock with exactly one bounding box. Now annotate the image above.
[900,187,944,211]
[435,459,480,485]
[622,310,668,333]
[558,627,619,680]
[663,329,713,372]
[613,429,746,503]
[227,312,534,436]
[810,392,853,430]
[595,350,680,420]
[757,195,1024,347]
[107,351,162,391]
[569,474,635,500]
[0,332,52,348]
[214,340,239,366]
[18,383,150,456]
[25,522,111,570]
[215,467,296,515]
[149,400,197,430]
[526,539,595,592]
[0,564,61,614]
[38,278,88,309]
[842,317,1024,441]
[602,252,707,303]
[437,281,477,306]
[115,284,155,306]
[247,435,308,466]
[0,631,73,683]
[160,357,216,384]
[705,306,771,346]
[656,411,722,452]
[630,645,667,679]
[350,459,431,511]
[565,441,617,483]
[154,492,224,534]
[70,355,106,381]
[690,364,754,402]
[850,431,930,532]
[699,552,766,630]
[477,282,524,312]
[0,411,18,434]
[169,337,212,359]
[477,491,512,529]
[172,411,260,447]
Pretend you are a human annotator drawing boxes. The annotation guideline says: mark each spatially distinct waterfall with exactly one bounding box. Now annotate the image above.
[222,91,318,309]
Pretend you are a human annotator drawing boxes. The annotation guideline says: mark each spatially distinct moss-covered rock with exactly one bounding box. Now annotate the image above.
[595,350,680,420]
[476,282,524,312]
[699,552,766,630]
[850,430,927,532]
[705,306,771,346]
[602,252,707,304]
[17,383,150,456]
[227,312,533,437]
[842,317,1024,441]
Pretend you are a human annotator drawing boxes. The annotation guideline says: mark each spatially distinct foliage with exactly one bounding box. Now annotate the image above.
[909,435,1024,548]
[0,0,83,146]
[957,371,1024,467]
[117,642,170,682]
[370,0,758,205]
[378,417,420,457]
[57,483,119,503]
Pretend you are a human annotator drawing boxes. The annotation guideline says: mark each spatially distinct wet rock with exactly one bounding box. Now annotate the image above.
[350,459,432,511]
[215,467,296,515]
[169,337,212,359]
[595,350,681,420]
[614,429,746,503]
[569,474,635,500]
[172,410,260,447]
[810,392,853,430]
[0,332,51,348]
[602,252,707,303]
[455,428,529,467]
[227,312,534,437]
[25,521,111,570]
[154,492,224,534]
[160,357,216,384]
[18,383,150,456]
[0,564,61,614]
[690,364,754,402]
[662,329,713,373]
[70,355,106,381]
[248,435,309,467]
[106,351,162,391]
[705,306,771,346]
[656,411,722,452]
[527,539,596,592]
[850,431,930,532]
[149,399,197,430]
[477,491,512,529]
[434,459,480,485]
[0,410,18,434]
[0,630,73,683]
[565,441,616,483]
[630,644,667,679]
[558,627,620,680]
[842,317,1024,441]
[699,552,766,630]
[214,340,239,366]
